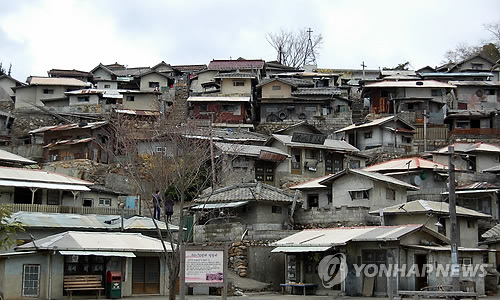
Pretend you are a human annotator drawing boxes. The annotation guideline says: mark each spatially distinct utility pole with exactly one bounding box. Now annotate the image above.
[448,145,460,290]
[361,61,367,80]
[423,110,427,152]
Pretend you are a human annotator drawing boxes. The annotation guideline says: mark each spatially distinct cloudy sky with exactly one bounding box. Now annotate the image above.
[1,0,499,81]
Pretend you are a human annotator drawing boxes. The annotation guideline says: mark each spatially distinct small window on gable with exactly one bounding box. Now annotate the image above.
[272,85,281,90]
[307,194,319,208]
[349,190,369,200]
[233,81,245,87]
[104,84,111,88]
[471,63,483,70]
[77,96,89,102]
[43,89,54,94]
[126,95,135,102]
[364,131,372,139]
[431,89,442,96]
[149,81,160,88]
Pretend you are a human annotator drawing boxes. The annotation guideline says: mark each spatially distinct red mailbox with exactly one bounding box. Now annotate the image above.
[106,271,122,298]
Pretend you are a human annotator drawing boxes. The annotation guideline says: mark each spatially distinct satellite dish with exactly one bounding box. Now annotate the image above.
[412,175,422,186]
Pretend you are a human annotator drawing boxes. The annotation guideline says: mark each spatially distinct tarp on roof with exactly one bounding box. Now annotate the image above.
[59,250,136,257]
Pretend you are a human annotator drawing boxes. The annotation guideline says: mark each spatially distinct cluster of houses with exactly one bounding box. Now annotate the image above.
[0,54,499,299]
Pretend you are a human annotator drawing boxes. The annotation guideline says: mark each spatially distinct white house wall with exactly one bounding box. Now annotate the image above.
[140,73,170,91]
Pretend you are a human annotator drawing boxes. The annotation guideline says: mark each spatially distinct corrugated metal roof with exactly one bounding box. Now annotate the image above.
[380,70,417,76]
[449,80,500,86]
[273,225,424,248]
[368,200,490,218]
[191,201,249,210]
[0,166,93,190]
[407,245,487,252]
[256,78,314,88]
[16,231,174,252]
[482,223,500,240]
[0,149,36,165]
[335,116,414,133]
[28,77,87,87]
[187,96,250,102]
[0,179,90,191]
[271,246,331,253]
[363,157,448,172]
[183,128,267,143]
[457,182,500,191]
[29,121,108,134]
[435,143,500,154]
[289,175,331,190]
[215,142,289,159]
[194,183,296,204]
[271,134,359,152]
[214,72,256,79]
[59,250,136,257]
[9,212,179,231]
[365,80,456,88]
[291,87,343,96]
[43,137,95,148]
[319,169,419,191]
[114,109,160,116]
[483,165,500,173]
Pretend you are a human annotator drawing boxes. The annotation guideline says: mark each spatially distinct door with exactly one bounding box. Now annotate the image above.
[132,257,160,294]
[415,254,428,291]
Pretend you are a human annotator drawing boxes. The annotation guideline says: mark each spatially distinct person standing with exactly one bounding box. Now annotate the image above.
[164,194,174,222]
[153,190,162,220]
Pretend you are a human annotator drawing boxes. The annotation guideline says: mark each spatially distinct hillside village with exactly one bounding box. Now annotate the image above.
[0,54,500,299]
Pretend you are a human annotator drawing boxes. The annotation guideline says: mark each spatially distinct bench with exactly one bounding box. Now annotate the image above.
[63,275,104,300]
[280,283,317,296]
[397,290,478,300]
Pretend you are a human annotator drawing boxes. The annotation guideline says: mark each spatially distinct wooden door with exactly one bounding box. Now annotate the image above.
[132,257,160,294]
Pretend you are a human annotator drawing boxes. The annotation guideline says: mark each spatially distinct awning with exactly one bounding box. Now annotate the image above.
[0,179,91,191]
[271,246,331,253]
[59,251,136,257]
[191,201,249,210]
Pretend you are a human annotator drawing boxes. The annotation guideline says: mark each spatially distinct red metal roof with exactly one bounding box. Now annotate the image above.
[208,59,265,71]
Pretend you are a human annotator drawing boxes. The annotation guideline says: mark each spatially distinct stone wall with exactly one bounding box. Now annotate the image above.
[294,206,380,227]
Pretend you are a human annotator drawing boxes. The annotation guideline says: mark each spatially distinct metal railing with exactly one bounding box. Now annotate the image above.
[0,203,137,216]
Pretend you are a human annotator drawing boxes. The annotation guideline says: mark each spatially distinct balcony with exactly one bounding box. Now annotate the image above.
[1,203,137,216]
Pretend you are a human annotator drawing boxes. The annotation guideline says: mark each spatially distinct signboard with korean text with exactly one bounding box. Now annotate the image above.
[185,250,224,283]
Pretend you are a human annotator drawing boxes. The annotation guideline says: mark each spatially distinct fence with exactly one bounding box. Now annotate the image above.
[1,203,137,216]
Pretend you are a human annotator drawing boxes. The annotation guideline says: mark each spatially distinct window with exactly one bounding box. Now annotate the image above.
[402,136,412,144]
[456,120,470,129]
[291,149,301,174]
[126,95,135,101]
[272,85,281,90]
[222,104,236,112]
[83,198,93,207]
[149,82,160,88]
[350,160,360,169]
[156,146,167,153]
[431,89,442,96]
[364,131,372,139]
[98,198,111,206]
[471,63,483,70]
[104,84,111,88]
[457,102,468,110]
[233,81,245,87]
[199,103,208,112]
[485,89,496,95]
[23,265,40,297]
[459,257,472,266]
[349,190,369,200]
[362,250,387,265]
[386,188,396,200]
[47,190,60,205]
[307,194,319,208]
[467,220,475,228]
[77,96,89,102]
[306,149,318,159]
[272,205,282,214]
[43,89,54,94]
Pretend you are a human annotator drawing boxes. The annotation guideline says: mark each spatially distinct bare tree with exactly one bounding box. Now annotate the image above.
[266,28,323,68]
[110,113,214,300]
[443,42,480,64]
[483,21,500,47]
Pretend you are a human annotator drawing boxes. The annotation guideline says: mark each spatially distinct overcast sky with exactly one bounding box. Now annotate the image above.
[1,0,499,81]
